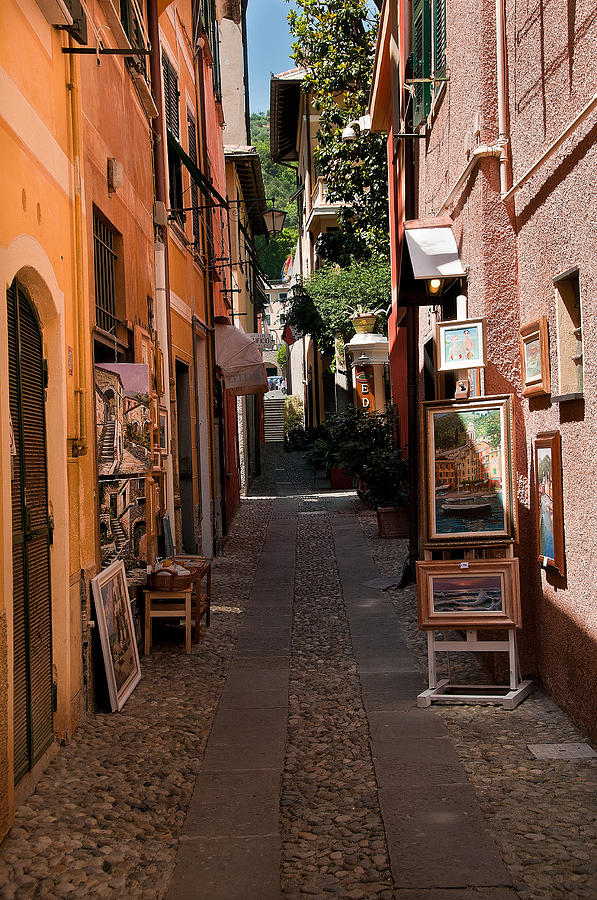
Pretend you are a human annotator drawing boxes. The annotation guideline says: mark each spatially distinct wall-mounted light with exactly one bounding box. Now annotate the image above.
[427,278,444,296]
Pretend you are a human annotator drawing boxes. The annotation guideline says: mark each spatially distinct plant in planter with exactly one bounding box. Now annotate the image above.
[360,448,410,538]
[349,304,385,334]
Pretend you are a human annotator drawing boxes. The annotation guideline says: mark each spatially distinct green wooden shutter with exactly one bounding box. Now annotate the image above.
[162,53,180,138]
[433,0,447,76]
[412,0,431,126]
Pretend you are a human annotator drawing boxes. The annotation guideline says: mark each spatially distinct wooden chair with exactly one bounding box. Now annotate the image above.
[144,587,192,655]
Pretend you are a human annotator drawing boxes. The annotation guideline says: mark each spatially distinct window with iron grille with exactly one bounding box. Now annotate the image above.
[162,53,184,226]
[93,213,118,334]
[412,0,447,127]
[187,112,201,250]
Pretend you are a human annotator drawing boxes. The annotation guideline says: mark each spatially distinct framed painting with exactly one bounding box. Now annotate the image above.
[435,318,486,372]
[416,558,522,629]
[422,395,517,547]
[158,406,168,454]
[91,560,142,711]
[534,431,564,574]
[95,364,151,477]
[520,317,550,397]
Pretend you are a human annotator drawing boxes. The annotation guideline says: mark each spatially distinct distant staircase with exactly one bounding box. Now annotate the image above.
[110,516,128,556]
[100,421,116,466]
[264,396,285,442]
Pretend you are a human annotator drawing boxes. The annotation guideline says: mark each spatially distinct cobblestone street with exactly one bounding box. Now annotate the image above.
[0,447,595,899]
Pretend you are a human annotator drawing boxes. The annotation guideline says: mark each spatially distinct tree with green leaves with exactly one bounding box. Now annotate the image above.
[286,256,391,353]
[287,0,388,258]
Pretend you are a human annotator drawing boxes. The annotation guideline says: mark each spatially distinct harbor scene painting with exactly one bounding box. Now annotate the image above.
[431,574,503,614]
[430,405,507,538]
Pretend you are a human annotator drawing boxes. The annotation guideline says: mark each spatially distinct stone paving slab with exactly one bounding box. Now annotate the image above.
[166,835,281,900]
[181,769,281,838]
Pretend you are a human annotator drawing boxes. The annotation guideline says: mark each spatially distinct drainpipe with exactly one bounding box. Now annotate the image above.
[194,39,220,553]
[437,145,503,214]
[496,0,511,195]
[148,0,178,543]
[67,38,88,458]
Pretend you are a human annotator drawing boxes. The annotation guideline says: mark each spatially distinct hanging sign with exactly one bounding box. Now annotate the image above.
[249,333,275,350]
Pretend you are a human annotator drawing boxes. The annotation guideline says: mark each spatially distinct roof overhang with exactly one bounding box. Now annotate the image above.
[224,146,267,235]
[270,69,305,163]
[403,217,466,280]
[369,0,392,133]
[214,324,268,396]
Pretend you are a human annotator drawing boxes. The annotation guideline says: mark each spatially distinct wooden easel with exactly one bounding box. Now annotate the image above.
[417,544,534,709]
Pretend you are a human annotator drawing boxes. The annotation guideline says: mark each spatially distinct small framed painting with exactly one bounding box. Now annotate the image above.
[416,558,522,630]
[534,431,564,574]
[435,318,486,372]
[158,406,168,455]
[422,394,517,548]
[91,560,142,711]
[520,317,550,397]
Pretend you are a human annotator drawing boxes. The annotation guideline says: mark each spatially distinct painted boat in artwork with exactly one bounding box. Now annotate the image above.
[440,498,492,516]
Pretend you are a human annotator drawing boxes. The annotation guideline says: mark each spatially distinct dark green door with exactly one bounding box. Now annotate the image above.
[8,278,53,784]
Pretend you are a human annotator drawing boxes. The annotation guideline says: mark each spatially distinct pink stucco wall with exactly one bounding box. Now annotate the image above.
[412,0,597,736]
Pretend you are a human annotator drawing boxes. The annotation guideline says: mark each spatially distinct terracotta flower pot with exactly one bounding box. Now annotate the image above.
[328,466,353,490]
[376,506,409,539]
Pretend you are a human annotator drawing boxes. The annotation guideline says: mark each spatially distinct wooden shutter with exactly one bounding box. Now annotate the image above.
[187,113,201,243]
[7,280,53,783]
[412,0,431,127]
[162,53,180,138]
[433,0,447,76]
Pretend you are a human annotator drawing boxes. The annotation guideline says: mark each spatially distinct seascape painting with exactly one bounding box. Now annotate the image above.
[416,557,522,629]
[431,574,504,614]
[537,446,555,560]
[431,407,506,537]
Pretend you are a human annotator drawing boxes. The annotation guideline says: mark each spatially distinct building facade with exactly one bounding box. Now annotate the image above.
[370,0,597,737]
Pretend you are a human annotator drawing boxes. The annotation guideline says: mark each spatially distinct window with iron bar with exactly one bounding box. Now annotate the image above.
[93,214,118,334]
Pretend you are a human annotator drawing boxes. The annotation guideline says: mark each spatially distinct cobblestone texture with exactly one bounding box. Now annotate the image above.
[278,453,392,898]
[0,447,595,900]
[358,510,597,900]
[0,496,273,899]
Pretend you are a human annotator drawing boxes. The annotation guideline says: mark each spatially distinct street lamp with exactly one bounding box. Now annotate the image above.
[262,206,287,235]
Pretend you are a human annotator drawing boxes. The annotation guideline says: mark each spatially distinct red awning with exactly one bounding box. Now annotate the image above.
[214,324,269,396]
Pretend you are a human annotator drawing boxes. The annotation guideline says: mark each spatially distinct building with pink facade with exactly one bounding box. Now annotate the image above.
[370,1,597,737]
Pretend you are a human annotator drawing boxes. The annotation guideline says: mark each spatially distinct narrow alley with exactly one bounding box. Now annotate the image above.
[0,448,594,900]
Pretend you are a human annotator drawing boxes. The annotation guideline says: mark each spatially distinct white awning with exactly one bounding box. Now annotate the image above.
[404,221,466,280]
[214,324,269,396]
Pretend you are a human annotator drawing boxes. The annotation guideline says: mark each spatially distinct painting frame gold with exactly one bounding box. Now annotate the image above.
[520,317,550,397]
[416,558,522,630]
[422,394,517,548]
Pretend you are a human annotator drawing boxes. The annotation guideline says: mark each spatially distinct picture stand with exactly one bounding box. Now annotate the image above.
[417,546,534,710]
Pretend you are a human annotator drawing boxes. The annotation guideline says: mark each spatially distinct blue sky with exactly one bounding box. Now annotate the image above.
[246,0,295,114]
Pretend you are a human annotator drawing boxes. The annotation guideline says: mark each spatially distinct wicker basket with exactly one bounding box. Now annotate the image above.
[146,570,195,591]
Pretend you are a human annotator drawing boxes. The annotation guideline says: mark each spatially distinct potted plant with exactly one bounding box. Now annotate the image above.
[349,304,385,334]
[360,448,410,538]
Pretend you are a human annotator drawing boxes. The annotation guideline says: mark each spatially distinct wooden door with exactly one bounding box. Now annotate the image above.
[7,279,53,783]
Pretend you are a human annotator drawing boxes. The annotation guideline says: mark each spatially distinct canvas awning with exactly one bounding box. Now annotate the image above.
[404,219,466,280]
[214,324,269,396]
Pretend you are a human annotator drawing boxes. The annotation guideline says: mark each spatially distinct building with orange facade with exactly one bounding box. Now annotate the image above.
[0,0,267,839]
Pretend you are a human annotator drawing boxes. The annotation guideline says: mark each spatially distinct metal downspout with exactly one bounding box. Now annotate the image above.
[148,0,179,544]
[496,0,511,195]
[68,38,88,459]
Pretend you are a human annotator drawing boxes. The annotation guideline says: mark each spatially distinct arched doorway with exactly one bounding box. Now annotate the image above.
[8,278,53,783]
